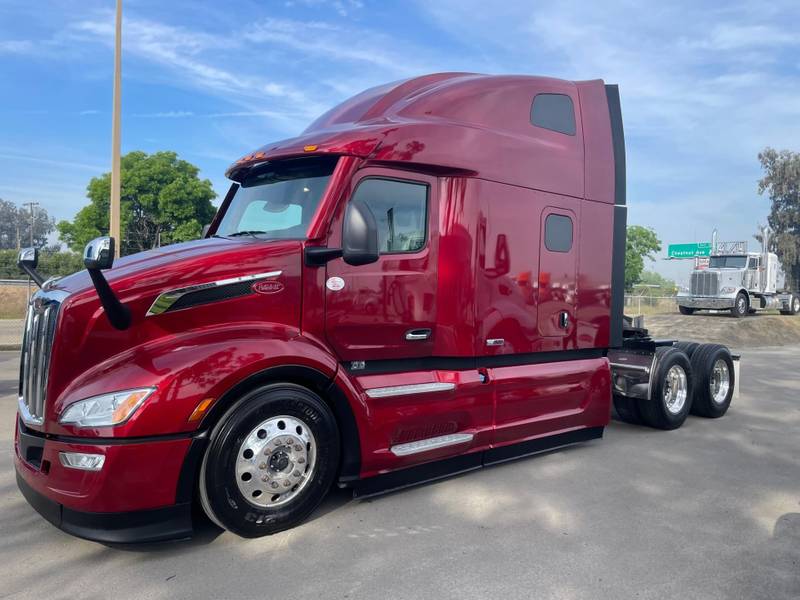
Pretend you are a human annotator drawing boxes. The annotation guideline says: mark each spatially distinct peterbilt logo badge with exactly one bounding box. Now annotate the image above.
[252,280,284,295]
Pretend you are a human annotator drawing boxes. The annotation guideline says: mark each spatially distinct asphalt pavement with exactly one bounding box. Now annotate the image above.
[0,347,798,600]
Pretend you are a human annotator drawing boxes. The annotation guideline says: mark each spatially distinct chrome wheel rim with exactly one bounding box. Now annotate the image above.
[710,359,730,404]
[235,415,316,508]
[664,365,688,415]
[794,298,800,313]
[737,296,746,314]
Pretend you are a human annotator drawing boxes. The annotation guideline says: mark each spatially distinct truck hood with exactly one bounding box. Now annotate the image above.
[37,237,305,429]
[49,236,266,296]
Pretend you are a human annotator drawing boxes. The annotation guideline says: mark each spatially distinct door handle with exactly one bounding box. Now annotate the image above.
[559,311,570,329]
[405,328,432,341]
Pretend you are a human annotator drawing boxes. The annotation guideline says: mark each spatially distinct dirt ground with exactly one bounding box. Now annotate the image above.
[644,312,800,348]
[0,284,29,320]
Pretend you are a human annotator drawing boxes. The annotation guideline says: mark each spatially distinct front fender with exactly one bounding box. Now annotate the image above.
[49,323,338,438]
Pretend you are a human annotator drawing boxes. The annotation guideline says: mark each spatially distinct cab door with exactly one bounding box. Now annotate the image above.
[537,207,578,345]
[324,168,438,361]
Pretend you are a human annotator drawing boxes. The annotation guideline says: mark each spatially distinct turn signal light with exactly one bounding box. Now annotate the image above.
[189,397,215,422]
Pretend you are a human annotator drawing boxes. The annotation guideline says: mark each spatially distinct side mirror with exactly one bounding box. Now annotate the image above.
[18,247,39,270]
[342,198,379,266]
[84,236,115,270]
[17,247,45,288]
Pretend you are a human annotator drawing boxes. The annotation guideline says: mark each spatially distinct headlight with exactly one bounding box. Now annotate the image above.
[720,287,736,294]
[59,388,155,427]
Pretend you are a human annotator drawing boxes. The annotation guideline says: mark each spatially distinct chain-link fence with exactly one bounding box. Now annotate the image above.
[624,295,679,316]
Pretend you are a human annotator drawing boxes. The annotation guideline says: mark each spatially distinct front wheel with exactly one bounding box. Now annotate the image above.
[199,384,340,538]
[730,292,748,318]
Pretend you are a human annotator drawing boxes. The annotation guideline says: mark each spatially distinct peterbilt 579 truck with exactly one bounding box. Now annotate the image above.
[15,73,739,543]
[677,228,800,317]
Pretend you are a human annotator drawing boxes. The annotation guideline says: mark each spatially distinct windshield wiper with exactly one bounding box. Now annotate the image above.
[228,230,267,238]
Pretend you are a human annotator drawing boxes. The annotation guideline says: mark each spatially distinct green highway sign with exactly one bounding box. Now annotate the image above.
[667,242,712,259]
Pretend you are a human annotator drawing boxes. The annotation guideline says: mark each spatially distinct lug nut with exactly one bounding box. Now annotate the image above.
[261,475,269,482]
[294,444,302,451]
[297,457,305,464]
[271,481,279,489]
[259,462,267,469]
[293,470,301,477]
[284,481,291,487]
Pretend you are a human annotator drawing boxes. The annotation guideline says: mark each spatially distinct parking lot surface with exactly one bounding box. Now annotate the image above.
[1,347,798,600]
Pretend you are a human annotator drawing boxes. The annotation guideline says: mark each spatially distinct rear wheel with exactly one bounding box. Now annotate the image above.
[730,292,748,318]
[689,344,735,418]
[199,384,340,538]
[612,394,644,425]
[780,295,800,316]
[678,305,695,315]
[673,341,700,359]
[639,347,693,430]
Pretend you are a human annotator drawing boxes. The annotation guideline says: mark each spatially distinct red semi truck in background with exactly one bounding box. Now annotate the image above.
[14,73,738,542]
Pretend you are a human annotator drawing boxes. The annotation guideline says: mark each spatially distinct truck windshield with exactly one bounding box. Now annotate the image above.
[709,256,747,268]
[216,156,338,240]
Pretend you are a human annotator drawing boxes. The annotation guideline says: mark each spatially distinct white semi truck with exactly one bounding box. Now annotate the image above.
[677,228,800,317]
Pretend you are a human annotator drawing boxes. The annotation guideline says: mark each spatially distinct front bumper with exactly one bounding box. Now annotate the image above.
[14,417,207,543]
[16,472,192,544]
[677,296,735,309]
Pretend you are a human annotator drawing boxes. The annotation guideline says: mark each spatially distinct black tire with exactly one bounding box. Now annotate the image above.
[678,305,695,315]
[730,292,748,318]
[639,347,693,430]
[199,384,340,538]
[612,394,644,425]
[673,341,700,359]
[689,344,735,418]
[780,295,800,316]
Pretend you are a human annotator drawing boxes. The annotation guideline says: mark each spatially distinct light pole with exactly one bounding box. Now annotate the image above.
[22,201,38,247]
[110,0,122,258]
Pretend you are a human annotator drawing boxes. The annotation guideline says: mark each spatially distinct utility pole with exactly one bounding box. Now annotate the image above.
[22,202,39,247]
[110,0,122,258]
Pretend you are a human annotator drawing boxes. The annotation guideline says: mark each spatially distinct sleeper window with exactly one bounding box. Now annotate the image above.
[545,214,573,252]
[531,94,576,136]
[350,178,428,253]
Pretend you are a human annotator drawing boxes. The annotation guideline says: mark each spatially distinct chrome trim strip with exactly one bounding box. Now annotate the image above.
[390,433,474,457]
[486,338,505,346]
[365,382,455,399]
[18,396,43,426]
[609,362,650,373]
[147,270,283,316]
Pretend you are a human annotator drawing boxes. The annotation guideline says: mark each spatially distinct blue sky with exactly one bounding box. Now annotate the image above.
[1,0,799,283]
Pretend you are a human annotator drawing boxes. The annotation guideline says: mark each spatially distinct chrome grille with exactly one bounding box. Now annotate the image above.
[690,271,720,297]
[18,292,62,426]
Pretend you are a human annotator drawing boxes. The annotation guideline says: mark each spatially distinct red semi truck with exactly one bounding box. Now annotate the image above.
[14,73,738,542]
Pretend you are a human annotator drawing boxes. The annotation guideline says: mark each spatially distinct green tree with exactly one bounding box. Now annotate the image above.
[58,151,216,255]
[635,270,678,296]
[758,148,800,289]
[625,225,661,290]
[0,198,55,249]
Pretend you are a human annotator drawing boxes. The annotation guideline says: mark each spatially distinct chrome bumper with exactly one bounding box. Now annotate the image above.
[677,297,735,309]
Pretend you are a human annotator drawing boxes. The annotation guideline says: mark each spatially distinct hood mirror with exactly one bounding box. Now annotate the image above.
[82,236,131,331]
[17,247,45,288]
[84,236,115,270]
